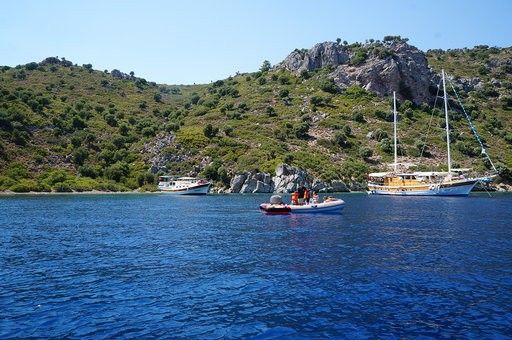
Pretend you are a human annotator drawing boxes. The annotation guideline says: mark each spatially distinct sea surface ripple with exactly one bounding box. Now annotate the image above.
[1,193,511,338]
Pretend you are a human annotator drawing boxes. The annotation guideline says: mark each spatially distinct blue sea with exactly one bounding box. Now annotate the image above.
[1,193,511,338]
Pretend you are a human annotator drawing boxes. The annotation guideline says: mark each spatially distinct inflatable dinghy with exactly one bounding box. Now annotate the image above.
[260,195,345,215]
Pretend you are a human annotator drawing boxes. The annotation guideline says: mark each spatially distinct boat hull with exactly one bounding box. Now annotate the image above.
[259,204,291,215]
[368,179,479,196]
[291,200,345,213]
[159,183,210,195]
[260,199,345,215]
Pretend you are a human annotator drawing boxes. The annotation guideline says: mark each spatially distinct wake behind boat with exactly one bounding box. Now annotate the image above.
[260,195,345,215]
[158,176,211,195]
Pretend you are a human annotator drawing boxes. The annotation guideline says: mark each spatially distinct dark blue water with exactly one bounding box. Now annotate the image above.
[1,193,512,338]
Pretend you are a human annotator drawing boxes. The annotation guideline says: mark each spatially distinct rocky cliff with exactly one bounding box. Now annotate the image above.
[277,39,434,104]
[226,164,351,194]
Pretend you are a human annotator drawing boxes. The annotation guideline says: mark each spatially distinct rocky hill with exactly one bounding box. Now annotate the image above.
[278,37,433,104]
[0,37,511,193]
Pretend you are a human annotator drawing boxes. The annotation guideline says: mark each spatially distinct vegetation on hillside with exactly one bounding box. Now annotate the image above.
[0,43,511,192]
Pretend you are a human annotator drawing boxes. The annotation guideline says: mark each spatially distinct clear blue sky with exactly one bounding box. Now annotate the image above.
[1,0,510,85]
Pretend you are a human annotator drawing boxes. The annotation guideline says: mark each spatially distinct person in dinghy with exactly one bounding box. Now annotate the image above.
[259,194,345,215]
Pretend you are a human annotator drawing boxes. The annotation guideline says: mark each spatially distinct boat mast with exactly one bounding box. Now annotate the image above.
[393,91,397,172]
[442,69,452,173]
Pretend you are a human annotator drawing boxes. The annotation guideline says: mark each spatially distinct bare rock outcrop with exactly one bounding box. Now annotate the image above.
[226,164,359,193]
[277,40,434,104]
[279,42,349,74]
[229,172,274,193]
[141,133,181,174]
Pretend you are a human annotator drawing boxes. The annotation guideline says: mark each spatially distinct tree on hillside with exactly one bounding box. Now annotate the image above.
[204,124,219,138]
[260,60,271,73]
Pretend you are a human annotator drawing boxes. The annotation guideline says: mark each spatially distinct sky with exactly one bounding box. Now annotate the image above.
[1,0,511,85]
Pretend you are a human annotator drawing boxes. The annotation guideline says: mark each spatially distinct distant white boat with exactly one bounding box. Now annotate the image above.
[157,176,211,195]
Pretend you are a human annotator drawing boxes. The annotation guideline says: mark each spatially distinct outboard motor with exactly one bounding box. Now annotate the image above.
[269,195,283,205]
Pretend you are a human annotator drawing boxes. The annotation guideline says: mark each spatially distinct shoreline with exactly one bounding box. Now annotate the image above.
[0,190,156,196]
[1,189,510,196]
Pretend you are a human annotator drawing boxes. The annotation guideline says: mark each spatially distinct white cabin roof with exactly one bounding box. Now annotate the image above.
[412,172,449,176]
[369,171,452,178]
[158,176,201,181]
[368,172,391,177]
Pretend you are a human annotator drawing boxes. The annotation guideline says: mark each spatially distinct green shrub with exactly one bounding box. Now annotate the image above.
[223,126,234,137]
[379,138,393,154]
[334,132,350,148]
[279,89,289,98]
[105,114,118,127]
[190,94,201,105]
[4,163,30,180]
[53,181,73,192]
[350,50,367,66]
[339,158,368,182]
[293,122,309,139]
[310,96,323,106]
[0,176,16,190]
[352,112,365,123]
[203,124,219,138]
[317,138,333,148]
[12,129,29,146]
[70,177,99,192]
[39,169,72,187]
[504,133,512,144]
[343,85,370,99]
[10,179,39,192]
[142,126,156,137]
[260,60,271,72]
[359,146,373,159]
[78,165,99,178]
[72,148,88,165]
[176,127,208,148]
[373,128,388,141]
[104,162,129,182]
[279,75,290,85]
[319,78,337,94]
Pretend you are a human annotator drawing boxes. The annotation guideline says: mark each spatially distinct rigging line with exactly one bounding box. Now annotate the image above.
[420,78,442,158]
[447,78,498,172]
[481,180,493,197]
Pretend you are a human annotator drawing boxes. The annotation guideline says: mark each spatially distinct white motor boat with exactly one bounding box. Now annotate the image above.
[158,176,211,195]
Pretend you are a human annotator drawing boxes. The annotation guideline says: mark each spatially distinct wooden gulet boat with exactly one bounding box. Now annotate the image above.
[368,70,496,196]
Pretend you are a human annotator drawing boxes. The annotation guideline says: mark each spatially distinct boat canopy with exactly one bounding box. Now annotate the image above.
[159,176,202,182]
[368,172,391,177]
[369,171,453,178]
[412,172,449,176]
[159,176,180,181]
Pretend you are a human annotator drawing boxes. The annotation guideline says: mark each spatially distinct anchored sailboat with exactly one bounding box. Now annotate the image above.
[367,69,496,196]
